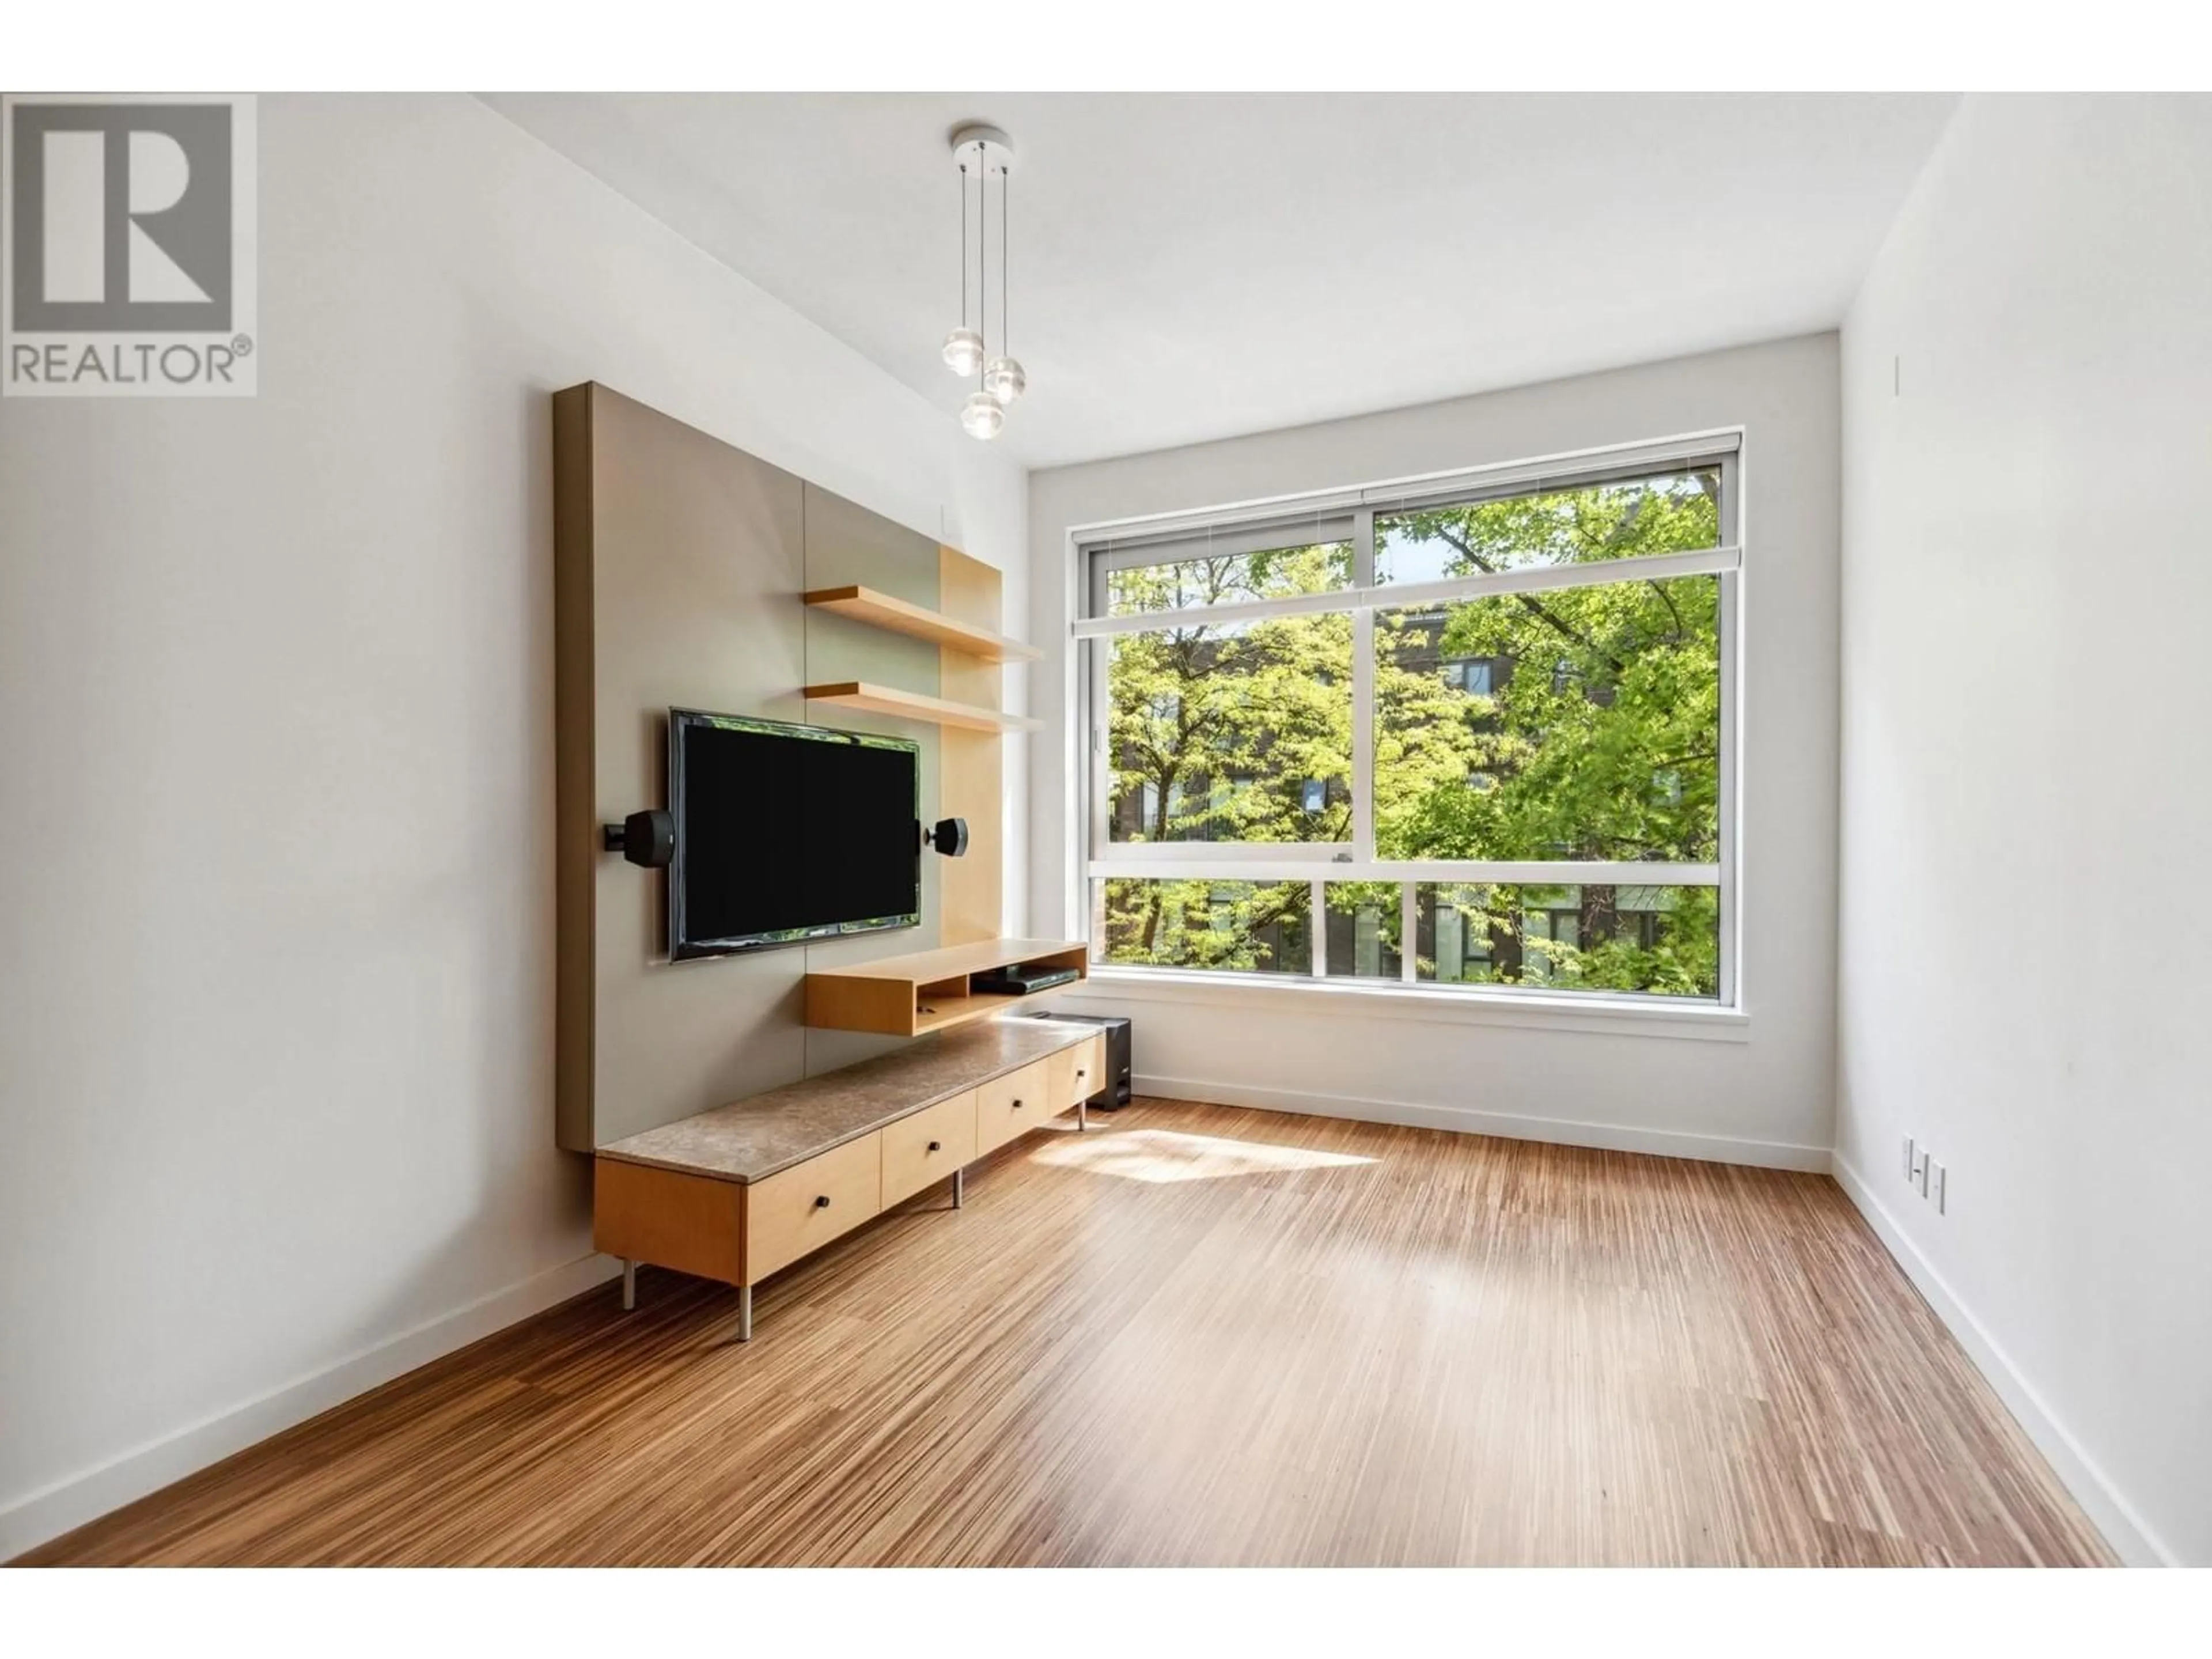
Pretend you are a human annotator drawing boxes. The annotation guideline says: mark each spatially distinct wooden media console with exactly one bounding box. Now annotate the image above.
[592,1017,1105,1340]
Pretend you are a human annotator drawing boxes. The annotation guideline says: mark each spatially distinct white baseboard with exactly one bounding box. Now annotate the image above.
[0,1251,622,1562]
[1134,1073,1832,1172]
[1829,1156,2172,1568]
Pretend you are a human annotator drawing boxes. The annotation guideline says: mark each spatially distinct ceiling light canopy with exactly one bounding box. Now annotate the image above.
[943,123,1026,440]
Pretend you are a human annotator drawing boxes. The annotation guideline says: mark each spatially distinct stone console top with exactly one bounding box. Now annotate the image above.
[593,1017,1099,1185]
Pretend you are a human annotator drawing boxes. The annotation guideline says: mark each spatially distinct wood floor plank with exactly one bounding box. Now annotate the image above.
[13,1100,2113,1567]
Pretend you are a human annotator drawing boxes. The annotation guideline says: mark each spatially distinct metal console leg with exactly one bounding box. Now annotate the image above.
[953,1165,965,1210]
[737,1285,752,1343]
[620,1258,636,1311]
[1079,1096,1088,1132]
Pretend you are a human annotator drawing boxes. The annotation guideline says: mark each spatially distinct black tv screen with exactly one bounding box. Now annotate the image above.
[668,709,920,959]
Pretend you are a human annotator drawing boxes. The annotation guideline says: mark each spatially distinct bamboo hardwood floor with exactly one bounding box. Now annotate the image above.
[18,1100,2112,1567]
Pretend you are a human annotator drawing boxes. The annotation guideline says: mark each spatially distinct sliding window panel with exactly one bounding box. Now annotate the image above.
[1097,529,1354,617]
[1371,465,1723,586]
[1415,882,1720,999]
[1372,573,1721,865]
[1094,878,1312,976]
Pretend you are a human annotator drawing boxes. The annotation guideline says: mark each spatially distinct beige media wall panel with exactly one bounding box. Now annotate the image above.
[554,383,1006,1152]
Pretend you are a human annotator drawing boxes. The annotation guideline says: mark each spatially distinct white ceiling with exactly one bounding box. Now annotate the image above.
[484,93,1958,469]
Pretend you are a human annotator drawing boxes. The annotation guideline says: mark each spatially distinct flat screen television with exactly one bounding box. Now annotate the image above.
[667,708,921,960]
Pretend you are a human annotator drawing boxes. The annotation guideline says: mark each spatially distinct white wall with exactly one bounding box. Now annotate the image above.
[1027,336,1840,1169]
[0,93,1027,1556]
[1836,94,2212,1568]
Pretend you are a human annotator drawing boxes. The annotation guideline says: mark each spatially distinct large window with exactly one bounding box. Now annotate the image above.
[1077,441,1739,1005]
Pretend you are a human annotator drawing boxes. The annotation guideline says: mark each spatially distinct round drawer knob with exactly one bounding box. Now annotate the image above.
[1077,1070,1087,1079]
[927,1140,942,1152]
[813,1195,831,1209]
[1012,1099,1024,1110]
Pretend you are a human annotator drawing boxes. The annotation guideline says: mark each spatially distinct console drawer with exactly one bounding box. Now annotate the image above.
[975,1060,1049,1156]
[1049,1034,1107,1113]
[881,1089,978,1208]
[744,1132,882,1282]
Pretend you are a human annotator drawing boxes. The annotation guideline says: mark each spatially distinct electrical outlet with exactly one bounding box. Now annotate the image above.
[1903,1135,1946,1212]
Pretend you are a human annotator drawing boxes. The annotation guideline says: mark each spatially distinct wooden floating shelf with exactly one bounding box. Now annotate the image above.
[805,938,1089,1036]
[804,584,1041,664]
[803,681,1041,734]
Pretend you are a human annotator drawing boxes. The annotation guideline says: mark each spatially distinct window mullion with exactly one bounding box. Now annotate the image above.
[1089,858,1720,884]
[1086,626,1110,869]
[1336,501,1370,982]
[1067,543,1740,640]
[1717,452,1743,1009]
[1352,508,1376,866]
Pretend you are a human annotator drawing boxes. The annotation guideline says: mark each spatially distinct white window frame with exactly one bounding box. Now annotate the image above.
[1070,429,1745,1017]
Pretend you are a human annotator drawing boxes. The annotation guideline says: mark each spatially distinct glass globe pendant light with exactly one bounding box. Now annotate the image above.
[957,181,1002,441]
[946,124,1023,440]
[960,389,1006,439]
[942,143,984,377]
[942,328,984,378]
[982,165,1027,405]
[983,355,1026,406]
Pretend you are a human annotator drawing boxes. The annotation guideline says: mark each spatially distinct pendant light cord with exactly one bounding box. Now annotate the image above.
[959,156,969,331]
[1001,166,1010,361]
[976,141,988,388]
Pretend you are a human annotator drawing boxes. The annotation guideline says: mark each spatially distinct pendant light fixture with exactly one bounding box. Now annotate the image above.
[940,141,983,377]
[943,123,1025,441]
[960,387,1005,440]
[982,159,1027,407]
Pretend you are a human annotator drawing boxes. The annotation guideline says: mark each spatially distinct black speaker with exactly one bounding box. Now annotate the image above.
[602,808,675,868]
[922,816,968,858]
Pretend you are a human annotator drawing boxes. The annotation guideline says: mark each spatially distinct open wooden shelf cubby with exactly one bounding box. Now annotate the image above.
[804,938,1089,1036]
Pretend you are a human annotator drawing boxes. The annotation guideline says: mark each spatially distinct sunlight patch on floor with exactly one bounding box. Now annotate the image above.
[1030,1127,1377,1184]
